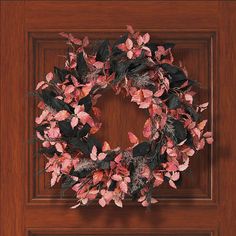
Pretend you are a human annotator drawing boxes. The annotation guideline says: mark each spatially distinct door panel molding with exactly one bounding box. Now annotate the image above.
[26,31,218,207]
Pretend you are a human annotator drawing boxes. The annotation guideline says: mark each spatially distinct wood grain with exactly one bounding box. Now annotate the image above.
[0,2,25,236]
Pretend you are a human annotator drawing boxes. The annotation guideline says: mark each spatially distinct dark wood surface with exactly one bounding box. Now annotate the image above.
[1,1,236,236]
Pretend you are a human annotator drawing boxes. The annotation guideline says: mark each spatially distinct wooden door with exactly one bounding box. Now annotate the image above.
[1,1,236,236]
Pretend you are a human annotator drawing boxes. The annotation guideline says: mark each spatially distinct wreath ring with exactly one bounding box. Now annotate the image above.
[35,26,213,208]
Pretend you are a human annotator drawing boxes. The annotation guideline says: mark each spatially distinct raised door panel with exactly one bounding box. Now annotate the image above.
[27,31,216,206]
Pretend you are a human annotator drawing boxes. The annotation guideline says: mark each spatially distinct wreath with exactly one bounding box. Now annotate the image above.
[35,26,213,208]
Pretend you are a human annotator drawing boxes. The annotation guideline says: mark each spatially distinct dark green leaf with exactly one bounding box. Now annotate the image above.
[40,89,72,112]
[76,52,88,79]
[184,105,199,122]
[39,146,58,157]
[61,176,77,190]
[78,94,92,112]
[54,67,69,83]
[69,138,89,155]
[113,33,128,46]
[72,169,91,178]
[96,40,110,62]
[87,136,102,153]
[133,142,151,157]
[35,124,49,136]
[163,42,175,50]
[108,180,117,191]
[172,119,187,143]
[145,42,158,55]
[77,123,91,138]
[97,160,110,170]
[167,94,181,109]
[58,120,76,137]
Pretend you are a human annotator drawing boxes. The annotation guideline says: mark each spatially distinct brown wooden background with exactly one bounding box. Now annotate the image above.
[1,1,236,236]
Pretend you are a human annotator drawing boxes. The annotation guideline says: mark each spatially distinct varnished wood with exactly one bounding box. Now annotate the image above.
[28,32,214,205]
[1,1,236,236]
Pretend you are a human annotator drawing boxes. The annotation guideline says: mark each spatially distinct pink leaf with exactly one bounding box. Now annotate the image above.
[54,110,70,121]
[166,162,178,172]
[98,153,106,161]
[93,171,103,185]
[126,25,134,34]
[36,131,44,141]
[77,111,94,127]
[46,72,53,82]
[90,146,97,161]
[93,61,104,69]
[151,198,158,204]
[184,93,193,104]
[171,172,180,181]
[81,198,88,205]
[154,173,164,187]
[36,81,45,90]
[114,199,123,208]
[74,105,84,115]
[206,137,214,144]
[120,181,128,193]
[71,116,79,129]
[154,88,165,97]
[198,120,208,130]
[55,143,63,153]
[199,102,209,108]
[143,33,150,44]
[143,118,152,138]
[203,131,212,138]
[125,38,133,50]
[177,139,187,146]
[142,89,153,98]
[141,200,149,207]
[137,35,143,46]
[82,36,89,47]
[179,158,189,171]
[169,180,177,189]
[114,153,122,163]
[186,148,195,156]
[117,43,127,51]
[112,174,122,181]
[50,172,58,187]
[71,75,80,87]
[139,98,151,108]
[71,202,81,209]
[127,50,133,59]
[65,85,75,94]
[128,132,139,144]
[99,197,106,207]
[82,83,92,96]
[47,127,61,139]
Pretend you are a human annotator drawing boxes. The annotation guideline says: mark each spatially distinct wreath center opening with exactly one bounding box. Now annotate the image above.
[95,89,148,149]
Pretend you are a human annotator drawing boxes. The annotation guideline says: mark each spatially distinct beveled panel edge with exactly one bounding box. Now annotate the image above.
[27,227,216,236]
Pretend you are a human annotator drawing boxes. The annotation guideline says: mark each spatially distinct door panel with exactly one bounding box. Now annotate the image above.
[28,32,214,204]
[1,1,236,236]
